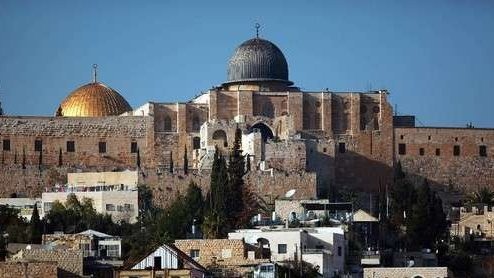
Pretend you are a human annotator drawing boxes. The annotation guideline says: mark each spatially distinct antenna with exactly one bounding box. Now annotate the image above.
[92,64,98,83]
[255,23,261,38]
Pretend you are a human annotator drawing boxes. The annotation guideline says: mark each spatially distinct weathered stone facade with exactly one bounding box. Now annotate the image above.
[395,127,494,192]
[9,249,83,277]
[363,267,452,278]
[174,239,268,277]
[1,35,492,208]
[0,261,58,278]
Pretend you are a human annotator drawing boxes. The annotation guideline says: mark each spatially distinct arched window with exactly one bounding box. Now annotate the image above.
[193,137,201,150]
[212,130,228,147]
[164,115,172,131]
[192,115,201,131]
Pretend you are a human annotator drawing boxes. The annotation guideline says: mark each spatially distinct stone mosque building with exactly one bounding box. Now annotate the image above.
[0,34,493,206]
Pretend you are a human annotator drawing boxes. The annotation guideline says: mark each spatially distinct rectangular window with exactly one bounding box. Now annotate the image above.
[105,204,115,211]
[124,203,133,212]
[453,145,460,156]
[338,142,346,153]
[104,244,120,258]
[99,142,107,153]
[66,141,75,152]
[278,244,287,254]
[398,143,406,155]
[419,148,424,156]
[480,145,487,157]
[2,139,10,151]
[436,148,441,156]
[337,246,342,256]
[190,249,200,259]
[34,139,42,152]
[131,142,138,153]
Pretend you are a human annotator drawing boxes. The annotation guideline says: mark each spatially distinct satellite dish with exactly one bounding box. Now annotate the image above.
[285,189,296,198]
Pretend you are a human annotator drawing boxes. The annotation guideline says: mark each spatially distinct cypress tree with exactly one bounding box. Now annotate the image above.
[29,205,42,244]
[38,149,42,171]
[245,153,251,173]
[202,147,228,238]
[136,148,141,168]
[58,148,63,167]
[169,152,174,174]
[22,147,26,169]
[183,145,188,175]
[226,128,246,227]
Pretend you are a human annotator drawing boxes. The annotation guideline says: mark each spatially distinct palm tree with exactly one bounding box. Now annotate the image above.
[466,187,494,206]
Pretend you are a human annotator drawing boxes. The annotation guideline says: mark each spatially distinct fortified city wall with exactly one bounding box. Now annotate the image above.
[395,127,494,192]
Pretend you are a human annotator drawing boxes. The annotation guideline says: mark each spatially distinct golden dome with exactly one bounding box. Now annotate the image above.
[56,82,132,117]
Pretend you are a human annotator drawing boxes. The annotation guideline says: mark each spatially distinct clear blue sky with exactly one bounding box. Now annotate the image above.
[1,0,493,127]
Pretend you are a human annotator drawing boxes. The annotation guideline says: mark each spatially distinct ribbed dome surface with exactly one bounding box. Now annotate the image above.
[225,38,292,85]
[56,82,132,117]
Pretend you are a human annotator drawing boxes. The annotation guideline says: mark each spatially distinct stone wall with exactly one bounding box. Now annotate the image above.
[0,261,58,278]
[10,249,83,277]
[174,239,267,277]
[363,267,451,278]
[0,116,153,169]
[395,127,494,192]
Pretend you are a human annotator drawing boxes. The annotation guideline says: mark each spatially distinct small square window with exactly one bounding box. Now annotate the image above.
[455,137,458,142]
[419,148,424,156]
[428,136,431,140]
[453,145,460,156]
[400,135,404,140]
[278,244,287,254]
[131,142,138,153]
[398,144,406,155]
[34,139,42,152]
[66,141,75,152]
[436,148,441,156]
[105,204,115,211]
[338,142,346,153]
[190,249,200,259]
[479,145,487,157]
[99,142,107,153]
[323,147,327,153]
[2,139,10,151]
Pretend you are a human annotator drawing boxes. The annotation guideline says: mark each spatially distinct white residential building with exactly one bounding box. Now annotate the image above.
[42,171,139,223]
[228,227,346,278]
[0,198,41,221]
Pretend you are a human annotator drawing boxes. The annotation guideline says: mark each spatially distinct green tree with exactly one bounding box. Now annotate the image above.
[203,147,228,238]
[466,187,494,206]
[183,145,188,175]
[226,128,246,227]
[136,148,141,168]
[169,151,174,174]
[29,205,42,244]
[390,161,416,228]
[58,148,63,167]
[407,179,447,250]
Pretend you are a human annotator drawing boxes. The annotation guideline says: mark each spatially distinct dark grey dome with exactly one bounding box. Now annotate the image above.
[224,38,293,86]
